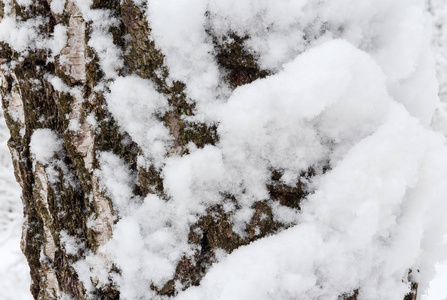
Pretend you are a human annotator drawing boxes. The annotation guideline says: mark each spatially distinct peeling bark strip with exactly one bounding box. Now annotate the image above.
[60,1,86,83]
[34,163,61,299]
[0,0,428,299]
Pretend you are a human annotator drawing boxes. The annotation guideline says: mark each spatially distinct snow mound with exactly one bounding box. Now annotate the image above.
[30,129,63,165]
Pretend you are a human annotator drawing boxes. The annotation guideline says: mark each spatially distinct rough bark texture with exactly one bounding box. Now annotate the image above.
[0,1,418,299]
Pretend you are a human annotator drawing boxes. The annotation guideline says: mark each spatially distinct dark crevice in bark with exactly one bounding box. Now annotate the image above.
[213,33,270,89]
[340,289,359,300]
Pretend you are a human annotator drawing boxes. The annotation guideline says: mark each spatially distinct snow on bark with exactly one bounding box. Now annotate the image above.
[0,0,446,299]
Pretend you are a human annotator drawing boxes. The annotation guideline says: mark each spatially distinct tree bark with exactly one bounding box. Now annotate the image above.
[0,0,294,298]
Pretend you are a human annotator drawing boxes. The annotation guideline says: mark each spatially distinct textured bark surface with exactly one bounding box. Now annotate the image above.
[0,1,419,299]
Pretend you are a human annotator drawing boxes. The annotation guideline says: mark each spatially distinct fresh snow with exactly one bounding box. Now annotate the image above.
[101,1,447,298]
[30,129,64,165]
[178,102,447,299]
[106,76,171,169]
[423,0,447,298]
[95,0,447,298]
[0,111,31,300]
[73,0,124,79]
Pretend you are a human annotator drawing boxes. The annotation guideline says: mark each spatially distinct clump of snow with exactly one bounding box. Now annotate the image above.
[424,260,447,299]
[105,209,178,298]
[93,35,447,299]
[14,0,32,8]
[50,0,67,15]
[206,0,316,71]
[48,24,68,59]
[88,28,123,79]
[85,113,97,129]
[46,75,70,93]
[89,146,232,299]
[106,76,171,168]
[163,145,229,216]
[72,0,124,79]
[0,17,67,61]
[177,103,447,300]
[147,0,438,125]
[430,0,447,103]
[60,230,84,255]
[147,0,221,104]
[70,1,447,298]
[0,17,43,52]
[77,194,183,298]
[30,129,63,165]
[216,40,391,198]
[423,1,447,298]
[74,250,111,293]
[67,119,81,132]
[95,152,136,215]
[430,0,447,136]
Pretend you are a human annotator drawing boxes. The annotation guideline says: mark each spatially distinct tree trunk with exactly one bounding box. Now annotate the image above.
[0,0,437,299]
[0,0,288,298]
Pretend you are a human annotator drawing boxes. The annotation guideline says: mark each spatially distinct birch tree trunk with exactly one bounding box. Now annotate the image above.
[0,1,288,298]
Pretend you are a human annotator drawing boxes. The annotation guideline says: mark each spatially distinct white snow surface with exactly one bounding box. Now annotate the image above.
[423,0,447,299]
[0,1,68,58]
[30,128,64,165]
[50,0,67,15]
[0,111,32,300]
[106,76,171,169]
[48,24,68,59]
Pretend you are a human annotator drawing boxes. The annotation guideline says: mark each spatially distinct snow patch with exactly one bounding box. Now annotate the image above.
[51,0,67,14]
[106,76,171,168]
[95,152,136,215]
[30,129,63,165]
